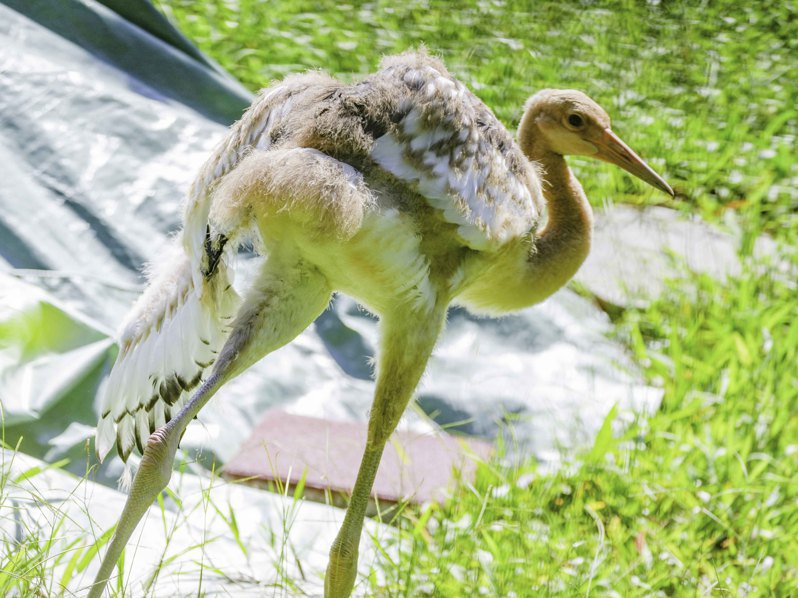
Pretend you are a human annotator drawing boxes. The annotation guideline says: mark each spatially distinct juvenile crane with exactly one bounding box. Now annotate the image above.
[89,51,673,597]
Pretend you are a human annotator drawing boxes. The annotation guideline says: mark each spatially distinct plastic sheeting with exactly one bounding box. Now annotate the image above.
[3,0,252,124]
[0,1,661,490]
[575,204,780,308]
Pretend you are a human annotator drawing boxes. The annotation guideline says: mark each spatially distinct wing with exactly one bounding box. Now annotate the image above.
[96,239,239,463]
[368,53,544,250]
[98,73,344,463]
[98,75,340,463]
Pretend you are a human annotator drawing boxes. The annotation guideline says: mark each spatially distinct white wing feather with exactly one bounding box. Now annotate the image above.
[96,242,239,462]
[96,82,308,463]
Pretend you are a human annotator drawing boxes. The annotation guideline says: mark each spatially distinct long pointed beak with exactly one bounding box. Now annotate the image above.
[594,128,674,197]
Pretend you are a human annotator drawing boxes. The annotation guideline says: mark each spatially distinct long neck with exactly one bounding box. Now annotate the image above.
[520,124,593,298]
[455,119,594,314]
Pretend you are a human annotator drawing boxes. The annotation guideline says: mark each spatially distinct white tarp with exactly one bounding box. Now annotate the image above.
[1,449,390,596]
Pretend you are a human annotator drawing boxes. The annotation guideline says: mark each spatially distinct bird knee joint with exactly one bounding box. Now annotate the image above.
[141,427,177,487]
[145,426,169,453]
[330,536,359,563]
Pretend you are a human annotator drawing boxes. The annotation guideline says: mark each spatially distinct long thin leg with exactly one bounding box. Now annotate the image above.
[88,259,331,598]
[324,303,446,597]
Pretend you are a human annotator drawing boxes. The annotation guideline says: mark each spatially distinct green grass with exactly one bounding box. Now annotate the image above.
[0,438,112,598]
[370,265,798,595]
[150,0,798,595]
[0,444,311,597]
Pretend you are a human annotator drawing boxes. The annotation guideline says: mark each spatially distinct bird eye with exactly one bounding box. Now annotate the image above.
[567,113,585,128]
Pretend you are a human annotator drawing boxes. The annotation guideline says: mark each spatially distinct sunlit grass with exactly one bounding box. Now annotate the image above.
[367,260,797,595]
[0,443,320,597]
[0,437,109,597]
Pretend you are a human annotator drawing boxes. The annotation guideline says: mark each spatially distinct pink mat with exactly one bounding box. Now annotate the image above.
[223,410,493,505]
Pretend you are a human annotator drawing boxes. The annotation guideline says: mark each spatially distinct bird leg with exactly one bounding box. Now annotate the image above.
[88,261,330,598]
[325,304,446,597]
[87,374,221,598]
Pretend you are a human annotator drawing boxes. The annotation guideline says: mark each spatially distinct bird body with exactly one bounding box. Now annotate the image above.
[90,51,672,598]
[97,52,542,463]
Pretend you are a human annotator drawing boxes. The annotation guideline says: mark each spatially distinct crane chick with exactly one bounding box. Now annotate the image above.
[89,50,672,598]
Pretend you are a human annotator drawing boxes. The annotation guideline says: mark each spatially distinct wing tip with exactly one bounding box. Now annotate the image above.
[96,413,115,463]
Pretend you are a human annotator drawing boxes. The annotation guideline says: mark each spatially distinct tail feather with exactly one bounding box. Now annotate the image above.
[96,239,239,463]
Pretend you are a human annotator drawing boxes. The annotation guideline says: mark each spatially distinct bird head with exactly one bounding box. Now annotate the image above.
[520,89,674,196]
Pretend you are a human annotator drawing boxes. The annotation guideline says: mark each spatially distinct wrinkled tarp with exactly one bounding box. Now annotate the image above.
[2,0,252,124]
[0,1,661,492]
